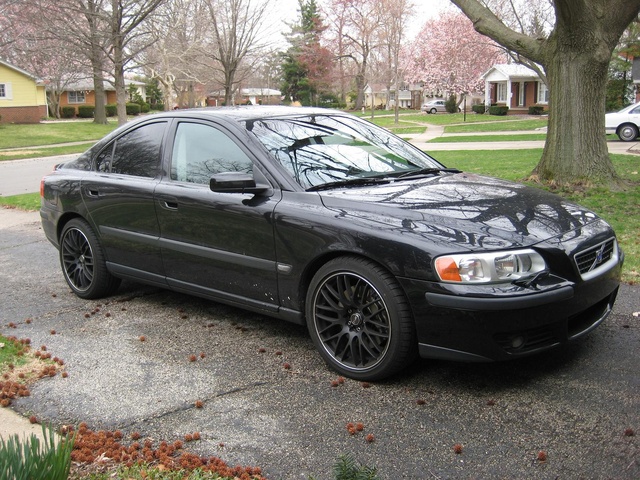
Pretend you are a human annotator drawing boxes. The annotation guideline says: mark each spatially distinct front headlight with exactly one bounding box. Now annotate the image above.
[434,249,547,284]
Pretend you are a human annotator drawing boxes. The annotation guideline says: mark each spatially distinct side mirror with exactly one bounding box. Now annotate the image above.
[209,173,271,195]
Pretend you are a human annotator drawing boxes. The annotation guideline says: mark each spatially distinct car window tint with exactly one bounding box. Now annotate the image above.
[170,122,253,184]
[109,122,166,177]
[95,144,113,172]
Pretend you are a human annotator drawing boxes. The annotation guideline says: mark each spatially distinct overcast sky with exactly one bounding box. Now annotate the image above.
[270,0,454,43]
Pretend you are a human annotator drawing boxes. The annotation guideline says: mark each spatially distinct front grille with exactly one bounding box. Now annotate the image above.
[574,238,616,279]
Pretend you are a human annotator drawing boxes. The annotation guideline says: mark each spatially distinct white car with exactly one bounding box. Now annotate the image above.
[421,99,447,114]
[605,101,640,141]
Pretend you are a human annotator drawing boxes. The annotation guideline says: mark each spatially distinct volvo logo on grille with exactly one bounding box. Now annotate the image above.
[590,244,607,271]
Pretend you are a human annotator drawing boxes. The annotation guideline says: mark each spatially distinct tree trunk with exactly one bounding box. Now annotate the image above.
[533,20,618,185]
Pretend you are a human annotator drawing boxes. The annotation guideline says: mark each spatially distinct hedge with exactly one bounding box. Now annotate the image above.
[471,104,485,114]
[61,106,76,118]
[126,103,141,115]
[77,105,95,118]
[106,104,117,117]
[528,105,545,115]
[489,105,509,116]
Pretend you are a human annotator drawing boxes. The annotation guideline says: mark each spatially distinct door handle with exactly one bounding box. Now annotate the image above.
[163,201,178,210]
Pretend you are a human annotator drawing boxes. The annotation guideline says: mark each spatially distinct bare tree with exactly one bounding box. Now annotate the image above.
[108,0,166,125]
[377,0,414,122]
[205,0,271,106]
[451,0,640,187]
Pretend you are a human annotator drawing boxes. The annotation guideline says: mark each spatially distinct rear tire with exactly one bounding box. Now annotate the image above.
[306,256,417,381]
[59,218,121,299]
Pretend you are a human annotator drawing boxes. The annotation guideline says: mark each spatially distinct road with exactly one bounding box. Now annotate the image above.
[1,208,638,479]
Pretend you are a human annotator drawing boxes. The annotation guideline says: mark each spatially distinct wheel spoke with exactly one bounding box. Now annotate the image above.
[61,227,94,293]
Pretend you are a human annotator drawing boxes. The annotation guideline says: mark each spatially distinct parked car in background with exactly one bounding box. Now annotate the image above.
[605,101,640,141]
[41,106,623,381]
[421,99,447,114]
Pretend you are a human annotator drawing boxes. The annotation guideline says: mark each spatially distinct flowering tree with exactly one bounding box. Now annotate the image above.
[403,10,503,103]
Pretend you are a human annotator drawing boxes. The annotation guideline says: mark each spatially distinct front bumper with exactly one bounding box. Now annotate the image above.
[398,256,622,362]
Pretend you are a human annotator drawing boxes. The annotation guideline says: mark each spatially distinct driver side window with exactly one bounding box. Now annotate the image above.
[170,122,253,184]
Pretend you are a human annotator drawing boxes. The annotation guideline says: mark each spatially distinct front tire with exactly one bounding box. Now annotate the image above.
[59,218,121,299]
[618,123,639,142]
[306,256,417,381]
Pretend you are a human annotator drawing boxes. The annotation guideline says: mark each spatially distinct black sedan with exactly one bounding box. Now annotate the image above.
[40,107,624,380]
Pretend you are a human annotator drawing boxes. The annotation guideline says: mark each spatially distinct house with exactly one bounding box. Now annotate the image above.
[0,59,48,123]
[56,78,147,111]
[482,63,548,114]
[207,87,281,106]
[364,83,422,110]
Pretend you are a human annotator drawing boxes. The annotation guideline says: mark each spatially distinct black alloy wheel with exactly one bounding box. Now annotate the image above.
[306,256,417,381]
[59,218,120,299]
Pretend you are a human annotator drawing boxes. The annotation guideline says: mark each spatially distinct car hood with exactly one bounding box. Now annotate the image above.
[318,172,601,252]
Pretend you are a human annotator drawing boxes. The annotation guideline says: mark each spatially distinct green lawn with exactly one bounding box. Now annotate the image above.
[0,122,118,149]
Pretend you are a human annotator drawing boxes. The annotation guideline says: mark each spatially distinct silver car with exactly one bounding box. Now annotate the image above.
[421,99,447,114]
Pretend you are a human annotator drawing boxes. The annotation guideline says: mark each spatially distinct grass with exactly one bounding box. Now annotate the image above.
[0,143,94,161]
[0,193,41,211]
[0,122,117,149]
[444,118,548,133]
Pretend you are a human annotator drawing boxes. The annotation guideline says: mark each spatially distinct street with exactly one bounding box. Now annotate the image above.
[0,208,638,479]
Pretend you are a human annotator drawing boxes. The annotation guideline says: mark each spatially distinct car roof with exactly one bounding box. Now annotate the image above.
[146,105,346,123]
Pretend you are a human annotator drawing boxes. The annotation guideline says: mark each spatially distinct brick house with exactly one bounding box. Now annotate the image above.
[0,59,48,123]
[482,63,548,114]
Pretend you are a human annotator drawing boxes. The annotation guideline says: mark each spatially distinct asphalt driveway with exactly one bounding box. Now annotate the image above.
[1,208,638,479]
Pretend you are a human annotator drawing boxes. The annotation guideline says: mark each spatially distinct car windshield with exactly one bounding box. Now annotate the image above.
[247,114,444,190]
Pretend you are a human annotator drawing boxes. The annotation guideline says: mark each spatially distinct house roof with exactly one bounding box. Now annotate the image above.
[0,58,45,85]
[57,77,146,92]
[209,88,281,96]
[482,63,541,80]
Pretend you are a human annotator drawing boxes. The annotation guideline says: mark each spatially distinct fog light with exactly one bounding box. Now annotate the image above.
[511,336,525,349]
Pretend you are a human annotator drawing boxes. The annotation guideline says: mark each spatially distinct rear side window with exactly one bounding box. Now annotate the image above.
[95,122,166,177]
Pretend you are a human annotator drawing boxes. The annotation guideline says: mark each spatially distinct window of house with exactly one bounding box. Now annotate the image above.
[518,82,525,106]
[170,122,253,184]
[0,83,11,99]
[496,83,508,103]
[68,91,86,104]
[537,82,549,104]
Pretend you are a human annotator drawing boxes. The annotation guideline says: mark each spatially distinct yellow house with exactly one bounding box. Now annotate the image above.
[0,59,48,123]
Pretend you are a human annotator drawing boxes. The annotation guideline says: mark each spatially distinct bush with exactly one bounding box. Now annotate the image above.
[126,103,141,115]
[528,105,545,115]
[445,94,458,114]
[150,103,165,111]
[0,424,75,480]
[61,106,76,118]
[489,105,509,116]
[105,104,117,117]
[140,103,150,114]
[472,104,486,114]
[77,105,95,118]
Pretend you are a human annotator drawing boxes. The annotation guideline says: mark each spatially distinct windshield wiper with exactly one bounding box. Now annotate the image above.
[392,167,461,179]
[306,176,390,192]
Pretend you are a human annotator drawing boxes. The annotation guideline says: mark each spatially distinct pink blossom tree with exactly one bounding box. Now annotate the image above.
[403,10,504,104]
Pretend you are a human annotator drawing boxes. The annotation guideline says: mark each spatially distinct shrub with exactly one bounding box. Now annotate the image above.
[489,105,509,116]
[472,104,486,114]
[140,103,150,114]
[61,106,76,118]
[105,104,117,117]
[126,103,141,115]
[0,424,75,480]
[445,94,458,114]
[77,105,95,118]
[528,105,545,115]
[150,103,165,111]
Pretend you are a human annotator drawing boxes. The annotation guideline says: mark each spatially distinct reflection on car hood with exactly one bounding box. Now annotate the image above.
[318,172,600,251]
